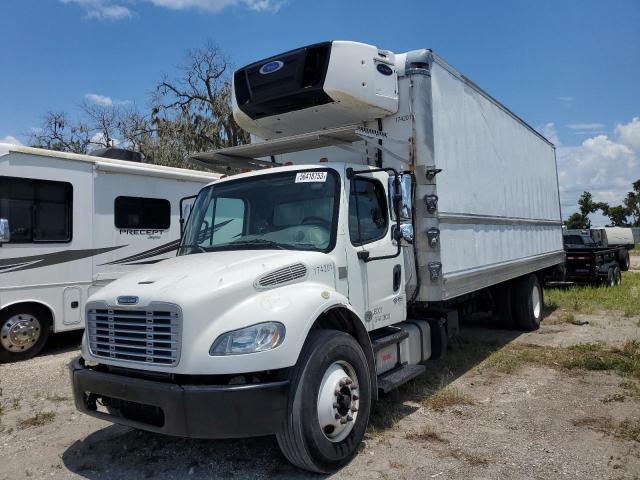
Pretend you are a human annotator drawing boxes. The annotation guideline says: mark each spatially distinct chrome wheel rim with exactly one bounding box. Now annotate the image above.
[1,314,41,352]
[317,360,360,443]
[531,284,541,319]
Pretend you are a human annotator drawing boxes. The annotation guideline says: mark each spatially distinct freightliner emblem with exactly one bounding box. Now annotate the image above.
[117,296,139,305]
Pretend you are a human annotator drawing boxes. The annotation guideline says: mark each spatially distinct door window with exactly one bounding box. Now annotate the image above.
[349,178,388,245]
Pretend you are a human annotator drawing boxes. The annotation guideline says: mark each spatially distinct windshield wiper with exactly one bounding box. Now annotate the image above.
[227,239,287,250]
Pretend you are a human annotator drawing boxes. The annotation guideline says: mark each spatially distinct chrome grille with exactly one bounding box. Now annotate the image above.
[255,263,307,289]
[87,303,181,366]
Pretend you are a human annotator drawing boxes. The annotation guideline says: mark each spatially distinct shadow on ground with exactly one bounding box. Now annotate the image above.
[41,329,83,357]
[62,314,535,479]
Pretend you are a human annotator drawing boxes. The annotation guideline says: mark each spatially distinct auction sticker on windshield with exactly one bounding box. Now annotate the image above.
[295,171,327,183]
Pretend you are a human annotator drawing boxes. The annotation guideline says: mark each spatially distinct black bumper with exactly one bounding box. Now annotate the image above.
[69,357,289,439]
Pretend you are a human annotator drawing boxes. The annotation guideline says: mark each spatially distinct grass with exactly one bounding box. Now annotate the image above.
[545,272,640,316]
[483,340,640,378]
[46,393,70,403]
[18,411,56,429]
[629,246,640,256]
[573,416,640,442]
[405,425,448,443]
[421,387,474,411]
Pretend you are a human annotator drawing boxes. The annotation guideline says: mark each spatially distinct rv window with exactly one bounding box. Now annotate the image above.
[349,178,388,246]
[0,176,72,243]
[115,196,171,229]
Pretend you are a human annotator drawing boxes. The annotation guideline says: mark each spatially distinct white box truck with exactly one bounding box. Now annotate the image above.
[70,41,564,472]
[0,144,219,361]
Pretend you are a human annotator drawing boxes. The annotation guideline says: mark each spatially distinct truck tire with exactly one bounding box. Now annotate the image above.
[613,266,622,286]
[0,305,50,363]
[511,274,543,331]
[276,329,371,473]
[618,249,630,272]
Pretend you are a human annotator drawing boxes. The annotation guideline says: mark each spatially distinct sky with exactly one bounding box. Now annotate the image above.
[0,0,639,224]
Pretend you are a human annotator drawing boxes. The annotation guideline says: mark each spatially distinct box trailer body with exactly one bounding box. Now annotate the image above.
[0,144,218,360]
[71,41,564,473]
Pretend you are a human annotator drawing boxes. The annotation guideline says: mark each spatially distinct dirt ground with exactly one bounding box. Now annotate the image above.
[1,304,639,479]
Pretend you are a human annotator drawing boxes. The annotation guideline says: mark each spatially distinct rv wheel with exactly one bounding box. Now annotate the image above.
[276,330,371,473]
[512,274,543,331]
[0,305,50,363]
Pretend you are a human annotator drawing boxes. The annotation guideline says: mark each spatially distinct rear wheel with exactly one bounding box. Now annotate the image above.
[618,249,630,272]
[512,274,543,331]
[0,305,50,363]
[276,330,371,473]
[604,267,615,288]
[613,266,622,286]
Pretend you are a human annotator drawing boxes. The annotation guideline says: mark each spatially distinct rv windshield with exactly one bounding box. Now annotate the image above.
[178,169,340,255]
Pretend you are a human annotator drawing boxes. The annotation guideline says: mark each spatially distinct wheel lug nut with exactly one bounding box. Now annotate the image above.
[334,388,341,395]
[335,413,341,420]
[350,384,357,390]
[340,418,347,425]
[347,414,353,422]
[339,379,345,387]
[352,394,359,400]
[345,378,352,385]
[351,407,358,412]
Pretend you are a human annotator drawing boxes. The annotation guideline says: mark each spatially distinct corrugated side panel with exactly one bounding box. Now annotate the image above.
[423,61,563,298]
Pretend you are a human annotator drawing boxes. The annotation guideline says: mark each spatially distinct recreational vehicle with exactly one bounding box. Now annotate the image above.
[0,144,219,361]
[71,41,564,472]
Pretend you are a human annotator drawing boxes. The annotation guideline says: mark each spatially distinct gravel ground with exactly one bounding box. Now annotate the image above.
[1,309,639,480]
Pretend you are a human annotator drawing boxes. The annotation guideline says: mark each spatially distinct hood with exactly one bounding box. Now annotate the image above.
[90,249,335,307]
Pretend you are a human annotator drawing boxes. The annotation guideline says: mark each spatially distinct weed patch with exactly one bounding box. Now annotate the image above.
[405,425,448,443]
[18,411,55,429]
[422,387,474,411]
[573,416,640,442]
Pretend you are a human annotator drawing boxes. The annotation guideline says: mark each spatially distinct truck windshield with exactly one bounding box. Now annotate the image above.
[178,169,340,255]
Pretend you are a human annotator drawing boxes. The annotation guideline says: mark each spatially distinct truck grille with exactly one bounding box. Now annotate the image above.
[87,303,181,366]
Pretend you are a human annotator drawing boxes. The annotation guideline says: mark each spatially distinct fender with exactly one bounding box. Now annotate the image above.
[0,299,55,325]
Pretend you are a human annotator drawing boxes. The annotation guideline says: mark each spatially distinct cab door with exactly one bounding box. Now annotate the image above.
[345,172,405,331]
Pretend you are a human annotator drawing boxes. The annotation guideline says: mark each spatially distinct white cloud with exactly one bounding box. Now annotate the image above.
[85,93,131,106]
[62,0,133,20]
[0,135,22,145]
[615,116,640,151]
[62,0,284,18]
[537,122,560,146]
[566,122,606,131]
[557,96,575,103]
[556,118,640,221]
[89,132,121,150]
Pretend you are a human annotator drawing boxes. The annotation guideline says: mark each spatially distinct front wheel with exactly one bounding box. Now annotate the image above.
[276,330,371,473]
[0,305,50,363]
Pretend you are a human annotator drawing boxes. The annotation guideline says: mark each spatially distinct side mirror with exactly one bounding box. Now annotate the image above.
[392,224,414,244]
[388,174,412,222]
[0,218,10,244]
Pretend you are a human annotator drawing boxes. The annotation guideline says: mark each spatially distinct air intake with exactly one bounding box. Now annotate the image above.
[255,263,307,289]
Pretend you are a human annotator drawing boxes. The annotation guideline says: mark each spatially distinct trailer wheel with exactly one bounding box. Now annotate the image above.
[618,249,630,272]
[276,330,371,473]
[0,305,50,363]
[512,274,543,331]
[613,266,622,286]
[604,267,616,288]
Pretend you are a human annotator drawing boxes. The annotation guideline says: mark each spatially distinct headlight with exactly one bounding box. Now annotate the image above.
[209,322,285,356]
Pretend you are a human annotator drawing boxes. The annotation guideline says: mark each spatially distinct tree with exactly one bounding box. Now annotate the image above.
[624,180,640,227]
[29,111,92,153]
[80,101,119,149]
[604,205,630,227]
[565,212,589,230]
[153,41,248,155]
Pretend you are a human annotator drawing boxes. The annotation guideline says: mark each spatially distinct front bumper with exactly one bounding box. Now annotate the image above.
[69,357,289,439]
